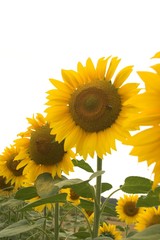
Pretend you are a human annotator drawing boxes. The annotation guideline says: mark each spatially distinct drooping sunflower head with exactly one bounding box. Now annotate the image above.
[135,206,160,231]
[46,56,140,159]
[116,194,145,225]
[0,145,29,189]
[99,222,122,240]
[15,113,74,182]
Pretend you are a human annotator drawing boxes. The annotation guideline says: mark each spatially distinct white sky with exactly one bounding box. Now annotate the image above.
[0,0,159,198]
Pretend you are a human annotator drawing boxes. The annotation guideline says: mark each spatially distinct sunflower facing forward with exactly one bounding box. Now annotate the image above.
[15,113,74,182]
[45,56,140,159]
[116,194,145,225]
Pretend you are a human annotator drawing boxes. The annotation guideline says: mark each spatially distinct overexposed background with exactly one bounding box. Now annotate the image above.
[0,0,159,198]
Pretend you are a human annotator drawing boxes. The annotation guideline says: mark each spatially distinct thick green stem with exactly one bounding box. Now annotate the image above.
[54,202,60,240]
[92,156,102,238]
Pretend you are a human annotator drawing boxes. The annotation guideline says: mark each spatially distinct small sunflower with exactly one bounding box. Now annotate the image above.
[15,113,74,182]
[0,145,29,189]
[116,194,145,225]
[82,209,94,223]
[124,52,160,189]
[99,222,122,240]
[60,188,81,205]
[135,206,160,231]
[46,56,140,159]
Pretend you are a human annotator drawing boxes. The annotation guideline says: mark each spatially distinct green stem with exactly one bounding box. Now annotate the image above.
[92,156,102,238]
[54,203,60,240]
[101,188,120,214]
[43,207,47,240]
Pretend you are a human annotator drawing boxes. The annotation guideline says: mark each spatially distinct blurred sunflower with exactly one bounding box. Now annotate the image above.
[0,176,14,196]
[82,209,94,223]
[26,196,54,213]
[0,145,29,189]
[135,206,160,231]
[46,56,140,159]
[15,113,74,182]
[124,52,160,189]
[60,188,81,205]
[116,194,145,225]
[99,222,122,240]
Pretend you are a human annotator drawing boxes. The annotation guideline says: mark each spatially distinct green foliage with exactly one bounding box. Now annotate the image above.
[137,187,160,207]
[121,176,152,194]
[124,224,160,240]
[0,219,44,238]
[72,159,94,173]
[15,186,38,200]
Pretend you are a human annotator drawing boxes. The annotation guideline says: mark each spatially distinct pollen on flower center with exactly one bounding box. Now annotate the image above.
[69,81,121,132]
[29,125,66,166]
[124,202,139,216]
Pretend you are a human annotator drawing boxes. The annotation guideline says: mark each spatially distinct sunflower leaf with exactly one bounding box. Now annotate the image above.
[15,186,38,200]
[72,159,94,173]
[120,176,152,194]
[35,172,59,198]
[19,193,67,211]
[0,219,44,237]
[123,224,160,240]
[137,188,160,207]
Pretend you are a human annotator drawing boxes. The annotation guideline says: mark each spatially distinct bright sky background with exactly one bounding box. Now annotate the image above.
[0,0,160,198]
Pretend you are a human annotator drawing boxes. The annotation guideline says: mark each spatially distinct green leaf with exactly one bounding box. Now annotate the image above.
[0,219,44,237]
[55,178,84,189]
[19,193,67,211]
[72,159,94,173]
[70,182,94,198]
[137,191,160,207]
[101,182,112,193]
[72,231,91,239]
[79,199,94,211]
[124,224,160,240]
[121,176,152,194]
[89,170,105,181]
[15,186,38,200]
[35,173,59,198]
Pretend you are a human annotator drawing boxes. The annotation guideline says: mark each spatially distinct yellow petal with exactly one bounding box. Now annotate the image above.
[114,66,133,88]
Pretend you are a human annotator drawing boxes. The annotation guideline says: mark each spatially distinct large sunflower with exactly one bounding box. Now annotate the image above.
[0,145,30,189]
[124,52,160,189]
[99,222,122,240]
[45,56,140,159]
[116,194,145,225]
[135,206,160,231]
[15,113,74,182]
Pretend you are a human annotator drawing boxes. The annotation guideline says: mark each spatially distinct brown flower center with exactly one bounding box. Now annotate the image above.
[70,188,79,200]
[69,81,121,132]
[124,201,139,216]
[6,155,24,177]
[29,124,66,165]
[0,176,13,191]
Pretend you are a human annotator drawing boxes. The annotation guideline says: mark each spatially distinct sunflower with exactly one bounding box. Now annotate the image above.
[135,206,160,231]
[15,113,74,182]
[0,145,30,189]
[26,196,54,213]
[116,194,145,225]
[82,209,94,223]
[124,52,160,189]
[60,188,81,205]
[99,222,122,240]
[45,56,140,159]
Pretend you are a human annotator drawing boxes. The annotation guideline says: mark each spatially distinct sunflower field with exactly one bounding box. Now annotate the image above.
[0,53,160,239]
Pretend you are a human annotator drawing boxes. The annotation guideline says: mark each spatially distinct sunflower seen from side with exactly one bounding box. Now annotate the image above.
[99,222,122,240]
[0,145,30,189]
[135,206,160,231]
[46,56,140,159]
[116,194,145,225]
[124,52,160,189]
[15,113,74,182]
